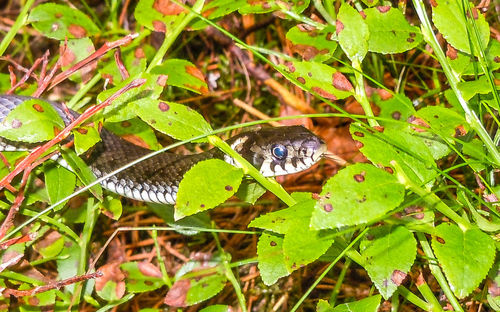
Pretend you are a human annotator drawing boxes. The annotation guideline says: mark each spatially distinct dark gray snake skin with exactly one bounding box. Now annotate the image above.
[0,95,327,204]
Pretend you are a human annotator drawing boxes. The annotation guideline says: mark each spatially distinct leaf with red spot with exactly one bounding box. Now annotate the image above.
[120,261,165,293]
[359,225,416,299]
[286,24,338,62]
[432,223,495,298]
[165,274,227,307]
[281,61,354,100]
[310,163,405,229]
[28,3,99,40]
[60,38,96,83]
[151,59,208,94]
[364,7,423,53]
[96,261,126,301]
[105,118,162,150]
[175,159,243,220]
[73,122,101,155]
[0,98,65,143]
[337,3,369,62]
[135,0,187,33]
[134,99,212,142]
[349,122,437,185]
[257,232,289,285]
[432,0,489,55]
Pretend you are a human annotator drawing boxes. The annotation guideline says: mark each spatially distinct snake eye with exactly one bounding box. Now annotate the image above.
[272,144,287,160]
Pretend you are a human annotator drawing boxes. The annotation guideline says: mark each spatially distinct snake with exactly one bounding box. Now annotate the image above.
[0,94,327,204]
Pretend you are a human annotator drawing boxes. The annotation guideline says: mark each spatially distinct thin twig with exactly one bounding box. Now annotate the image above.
[48,33,139,90]
[1,271,103,297]
[233,99,282,127]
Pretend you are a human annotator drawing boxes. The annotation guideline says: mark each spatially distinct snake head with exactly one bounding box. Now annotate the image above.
[227,126,327,177]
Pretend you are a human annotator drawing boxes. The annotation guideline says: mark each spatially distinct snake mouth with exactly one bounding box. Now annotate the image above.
[313,142,328,162]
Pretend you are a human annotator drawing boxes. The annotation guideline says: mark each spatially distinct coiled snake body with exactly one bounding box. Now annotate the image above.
[0,95,326,204]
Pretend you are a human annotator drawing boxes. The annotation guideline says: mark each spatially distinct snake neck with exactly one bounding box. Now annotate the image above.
[85,129,225,204]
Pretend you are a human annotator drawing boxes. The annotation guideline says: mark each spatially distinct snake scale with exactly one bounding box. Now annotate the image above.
[0,95,327,204]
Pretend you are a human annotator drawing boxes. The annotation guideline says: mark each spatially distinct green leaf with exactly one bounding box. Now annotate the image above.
[100,196,123,220]
[283,225,335,272]
[310,163,405,229]
[28,3,99,40]
[135,99,213,142]
[175,159,243,219]
[165,271,227,307]
[56,237,81,294]
[432,223,496,298]
[20,288,55,308]
[317,299,334,312]
[249,198,314,234]
[121,261,165,293]
[44,163,76,211]
[73,122,101,155]
[235,181,266,204]
[359,225,417,299]
[350,122,437,185]
[252,199,335,272]
[98,73,164,123]
[364,7,422,54]
[151,59,208,94]
[35,231,65,258]
[0,98,65,143]
[185,274,227,306]
[286,24,338,62]
[332,295,381,312]
[105,118,161,150]
[61,147,103,201]
[432,0,489,55]
[281,61,354,100]
[337,3,369,62]
[257,232,289,285]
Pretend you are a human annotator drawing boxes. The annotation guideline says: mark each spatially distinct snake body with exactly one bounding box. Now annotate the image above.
[0,95,326,204]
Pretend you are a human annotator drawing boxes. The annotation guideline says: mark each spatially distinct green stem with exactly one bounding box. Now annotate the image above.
[146,0,205,72]
[72,198,98,306]
[289,228,369,312]
[412,0,500,167]
[414,277,445,312]
[212,231,247,312]
[329,257,351,305]
[0,0,36,57]
[313,0,335,25]
[67,74,101,110]
[391,160,472,230]
[152,228,172,287]
[353,59,379,127]
[208,135,296,207]
[397,286,434,311]
[416,232,464,312]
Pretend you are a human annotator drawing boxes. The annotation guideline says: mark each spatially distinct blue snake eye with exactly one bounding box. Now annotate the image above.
[272,144,287,160]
